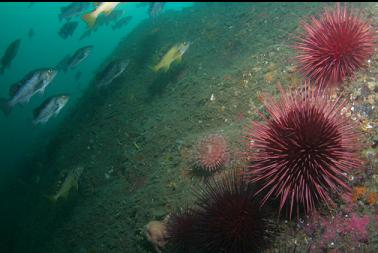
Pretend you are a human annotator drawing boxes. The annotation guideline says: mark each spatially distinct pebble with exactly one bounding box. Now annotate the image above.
[367,81,376,91]
[354,104,373,117]
[286,65,296,73]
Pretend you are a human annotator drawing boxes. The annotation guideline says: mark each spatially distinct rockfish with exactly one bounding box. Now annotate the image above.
[47,166,84,203]
[0,68,57,116]
[82,2,121,28]
[152,42,190,72]
[32,94,69,125]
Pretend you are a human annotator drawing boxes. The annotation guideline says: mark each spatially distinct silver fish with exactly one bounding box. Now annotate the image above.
[59,45,93,72]
[0,68,57,116]
[97,59,129,88]
[33,94,69,125]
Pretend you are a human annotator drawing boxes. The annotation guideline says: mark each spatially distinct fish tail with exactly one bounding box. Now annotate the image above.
[162,64,170,72]
[176,55,182,63]
[151,64,161,72]
[151,66,158,72]
[0,97,11,116]
[104,9,113,16]
[45,194,58,204]
[32,119,39,126]
[82,13,96,28]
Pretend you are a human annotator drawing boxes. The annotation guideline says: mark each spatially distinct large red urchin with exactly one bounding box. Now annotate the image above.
[244,85,361,218]
[294,3,376,87]
[194,134,229,172]
[166,170,276,253]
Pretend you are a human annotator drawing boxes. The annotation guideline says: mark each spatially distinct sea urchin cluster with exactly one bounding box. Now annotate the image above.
[294,3,376,87]
[166,170,275,253]
[244,85,361,218]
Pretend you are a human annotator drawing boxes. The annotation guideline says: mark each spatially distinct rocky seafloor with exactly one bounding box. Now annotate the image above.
[11,3,378,253]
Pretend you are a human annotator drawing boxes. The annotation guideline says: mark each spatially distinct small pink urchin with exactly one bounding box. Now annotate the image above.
[244,84,361,218]
[294,3,376,87]
[194,134,229,172]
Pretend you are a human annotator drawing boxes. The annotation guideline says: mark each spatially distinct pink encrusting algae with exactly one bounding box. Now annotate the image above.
[244,84,361,218]
[305,211,373,249]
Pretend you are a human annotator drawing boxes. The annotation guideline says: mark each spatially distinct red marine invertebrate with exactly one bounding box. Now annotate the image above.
[165,208,199,253]
[166,171,276,253]
[294,3,376,87]
[244,85,361,218]
[194,134,229,172]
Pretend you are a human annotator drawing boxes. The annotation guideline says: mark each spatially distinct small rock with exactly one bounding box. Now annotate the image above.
[354,104,373,117]
[286,65,296,73]
[367,81,376,91]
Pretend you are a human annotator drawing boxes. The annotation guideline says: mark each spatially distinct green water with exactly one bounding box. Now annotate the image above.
[0,2,377,253]
[0,2,191,185]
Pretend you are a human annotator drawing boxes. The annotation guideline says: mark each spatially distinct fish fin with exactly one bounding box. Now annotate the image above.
[38,88,45,96]
[9,83,21,97]
[33,105,42,118]
[45,194,58,204]
[162,64,170,72]
[73,181,79,191]
[176,55,182,63]
[0,97,11,116]
[150,65,159,72]
[82,13,96,28]
[32,120,39,126]
[61,191,70,199]
[104,9,113,16]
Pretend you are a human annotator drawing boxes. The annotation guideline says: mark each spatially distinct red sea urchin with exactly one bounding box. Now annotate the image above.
[244,85,361,218]
[194,134,229,172]
[294,3,375,87]
[166,170,276,253]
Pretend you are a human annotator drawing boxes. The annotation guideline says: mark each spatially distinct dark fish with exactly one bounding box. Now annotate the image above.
[33,94,69,125]
[55,54,71,71]
[28,28,34,39]
[112,16,132,30]
[0,39,21,74]
[149,2,165,20]
[56,46,92,72]
[97,59,129,88]
[79,29,93,40]
[0,68,57,116]
[59,2,91,21]
[65,45,93,71]
[58,21,79,39]
[102,9,125,26]
[91,15,107,30]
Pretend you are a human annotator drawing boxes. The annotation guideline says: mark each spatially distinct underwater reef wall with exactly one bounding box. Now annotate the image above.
[10,2,378,253]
